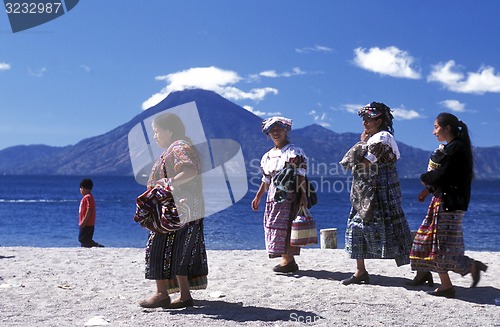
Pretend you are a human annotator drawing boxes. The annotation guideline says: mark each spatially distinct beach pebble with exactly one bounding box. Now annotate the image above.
[209,291,226,298]
[57,284,72,290]
[84,316,110,326]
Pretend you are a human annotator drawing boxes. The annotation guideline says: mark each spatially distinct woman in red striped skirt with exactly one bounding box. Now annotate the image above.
[409,113,487,298]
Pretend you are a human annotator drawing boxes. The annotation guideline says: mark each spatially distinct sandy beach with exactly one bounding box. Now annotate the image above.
[0,247,498,327]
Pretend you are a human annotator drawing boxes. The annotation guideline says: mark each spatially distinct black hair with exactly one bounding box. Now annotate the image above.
[152,112,193,144]
[370,102,395,134]
[436,112,474,180]
[80,178,93,190]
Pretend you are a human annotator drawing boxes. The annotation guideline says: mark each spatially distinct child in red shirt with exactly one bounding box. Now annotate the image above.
[79,178,104,248]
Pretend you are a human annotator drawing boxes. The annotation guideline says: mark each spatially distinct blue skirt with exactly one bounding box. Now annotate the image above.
[345,164,412,266]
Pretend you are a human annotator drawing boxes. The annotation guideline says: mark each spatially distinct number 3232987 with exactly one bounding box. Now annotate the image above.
[5,2,62,14]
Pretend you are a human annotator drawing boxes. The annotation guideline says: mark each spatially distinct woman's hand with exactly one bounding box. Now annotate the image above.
[361,130,371,142]
[251,182,268,212]
[154,178,172,189]
[418,188,430,202]
[251,197,261,211]
[299,192,309,209]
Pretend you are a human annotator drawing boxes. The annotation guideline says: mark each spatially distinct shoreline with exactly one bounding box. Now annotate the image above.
[3,245,499,254]
[0,248,498,326]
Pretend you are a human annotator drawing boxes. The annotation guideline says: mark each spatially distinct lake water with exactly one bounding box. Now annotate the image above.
[0,175,498,251]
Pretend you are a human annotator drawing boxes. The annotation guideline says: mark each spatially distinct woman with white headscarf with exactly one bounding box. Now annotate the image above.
[251,116,309,273]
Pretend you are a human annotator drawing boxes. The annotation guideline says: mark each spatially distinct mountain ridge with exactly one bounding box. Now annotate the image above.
[1,89,499,179]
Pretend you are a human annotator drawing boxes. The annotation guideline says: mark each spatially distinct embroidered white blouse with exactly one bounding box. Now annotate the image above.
[364,131,400,163]
[260,144,307,184]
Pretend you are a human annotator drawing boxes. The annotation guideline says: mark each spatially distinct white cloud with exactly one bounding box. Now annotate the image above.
[353,46,421,79]
[142,66,278,110]
[248,67,315,82]
[243,105,282,117]
[0,63,11,71]
[155,66,240,88]
[80,64,91,73]
[427,61,462,86]
[392,108,421,120]
[295,45,333,54]
[439,99,465,112]
[428,60,500,94]
[243,105,265,117]
[309,110,330,127]
[221,86,278,101]
[342,104,363,114]
[259,67,306,78]
[28,67,47,77]
[259,70,278,78]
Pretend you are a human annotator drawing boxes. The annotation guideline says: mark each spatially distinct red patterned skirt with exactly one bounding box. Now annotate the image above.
[410,197,473,275]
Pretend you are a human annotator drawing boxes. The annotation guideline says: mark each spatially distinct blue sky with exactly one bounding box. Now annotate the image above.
[1,0,500,152]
